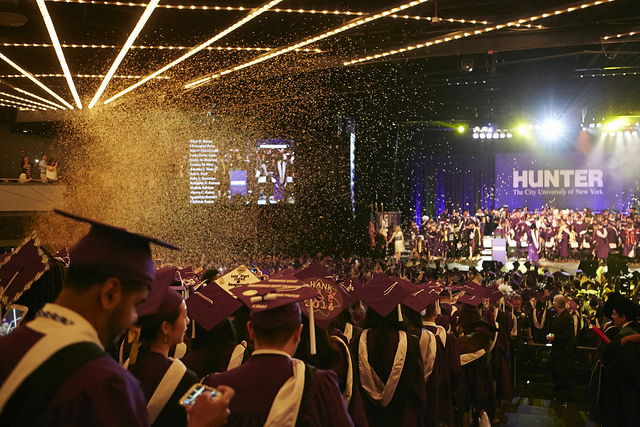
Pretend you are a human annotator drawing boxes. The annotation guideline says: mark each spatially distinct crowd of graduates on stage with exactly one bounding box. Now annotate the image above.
[387,206,640,264]
[3,224,640,426]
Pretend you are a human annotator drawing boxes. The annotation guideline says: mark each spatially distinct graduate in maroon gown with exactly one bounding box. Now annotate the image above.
[0,210,232,427]
[181,282,249,378]
[453,294,497,426]
[353,274,426,427]
[202,280,354,427]
[128,267,200,427]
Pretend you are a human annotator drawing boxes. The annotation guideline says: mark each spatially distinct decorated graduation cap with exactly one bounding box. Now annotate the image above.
[187,282,244,331]
[339,276,364,306]
[136,266,184,327]
[230,278,320,353]
[0,235,49,308]
[359,273,413,319]
[215,264,262,292]
[54,209,179,288]
[293,263,345,330]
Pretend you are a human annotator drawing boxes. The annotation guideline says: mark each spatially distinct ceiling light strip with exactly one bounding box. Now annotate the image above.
[344,0,615,66]
[602,30,638,40]
[389,14,488,24]
[0,52,72,109]
[11,87,66,109]
[0,76,67,109]
[0,91,57,109]
[0,101,36,111]
[184,0,432,89]
[1,43,322,53]
[88,0,159,108]
[44,0,364,15]
[36,0,82,109]
[103,0,284,105]
[0,97,49,111]
[0,73,170,79]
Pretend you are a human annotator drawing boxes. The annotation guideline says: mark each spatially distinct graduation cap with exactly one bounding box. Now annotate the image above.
[339,277,363,306]
[136,267,184,327]
[187,282,244,331]
[359,273,413,317]
[231,278,320,352]
[456,293,485,307]
[294,265,345,330]
[0,235,49,307]
[401,285,440,313]
[603,292,640,319]
[462,281,490,298]
[54,209,179,288]
[215,265,262,292]
[270,268,298,279]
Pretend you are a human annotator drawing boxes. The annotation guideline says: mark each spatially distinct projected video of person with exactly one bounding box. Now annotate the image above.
[188,138,294,205]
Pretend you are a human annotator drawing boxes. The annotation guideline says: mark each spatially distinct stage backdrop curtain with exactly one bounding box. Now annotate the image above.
[409,151,495,223]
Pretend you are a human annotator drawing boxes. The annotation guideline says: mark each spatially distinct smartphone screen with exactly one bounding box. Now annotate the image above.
[0,305,28,336]
[179,384,220,407]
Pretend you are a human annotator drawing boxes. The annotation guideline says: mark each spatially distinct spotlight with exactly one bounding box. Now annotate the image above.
[457,125,465,133]
[540,119,564,139]
[473,133,479,139]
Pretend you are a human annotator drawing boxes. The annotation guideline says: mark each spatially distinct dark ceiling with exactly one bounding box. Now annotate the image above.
[0,0,638,120]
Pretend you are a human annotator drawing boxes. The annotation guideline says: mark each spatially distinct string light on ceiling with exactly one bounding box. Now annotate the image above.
[0,97,49,111]
[36,0,82,109]
[0,52,72,109]
[0,73,170,79]
[12,87,67,109]
[602,30,638,40]
[88,0,159,108]
[103,0,285,105]
[184,0,433,89]
[0,101,36,111]
[0,43,321,52]
[343,0,615,66]
[0,91,58,110]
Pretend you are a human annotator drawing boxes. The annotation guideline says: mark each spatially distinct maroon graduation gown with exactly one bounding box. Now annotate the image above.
[129,351,199,427]
[354,329,426,427]
[0,325,149,426]
[202,353,354,427]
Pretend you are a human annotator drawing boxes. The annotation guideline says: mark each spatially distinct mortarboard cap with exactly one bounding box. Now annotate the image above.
[604,292,640,319]
[137,266,184,327]
[339,277,363,306]
[294,265,345,329]
[230,279,319,330]
[187,283,244,331]
[55,209,179,289]
[0,235,50,307]
[402,285,440,313]
[215,265,261,292]
[359,273,413,317]
[456,293,485,307]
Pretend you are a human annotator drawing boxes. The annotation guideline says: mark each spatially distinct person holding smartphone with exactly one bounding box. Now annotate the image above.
[0,210,233,427]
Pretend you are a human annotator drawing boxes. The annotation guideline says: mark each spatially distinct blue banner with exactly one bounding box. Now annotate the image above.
[494,152,625,211]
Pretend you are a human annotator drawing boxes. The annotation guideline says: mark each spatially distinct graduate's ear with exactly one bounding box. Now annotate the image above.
[99,277,123,310]
[247,321,256,343]
[292,324,303,344]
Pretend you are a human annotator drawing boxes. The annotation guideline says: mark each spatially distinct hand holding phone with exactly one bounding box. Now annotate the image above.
[179,384,220,407]
[185,385,234,427]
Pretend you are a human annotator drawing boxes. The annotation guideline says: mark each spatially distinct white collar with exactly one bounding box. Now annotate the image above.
[29,303,103,349]
[423,320,437,327]
[252,349,291,359]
